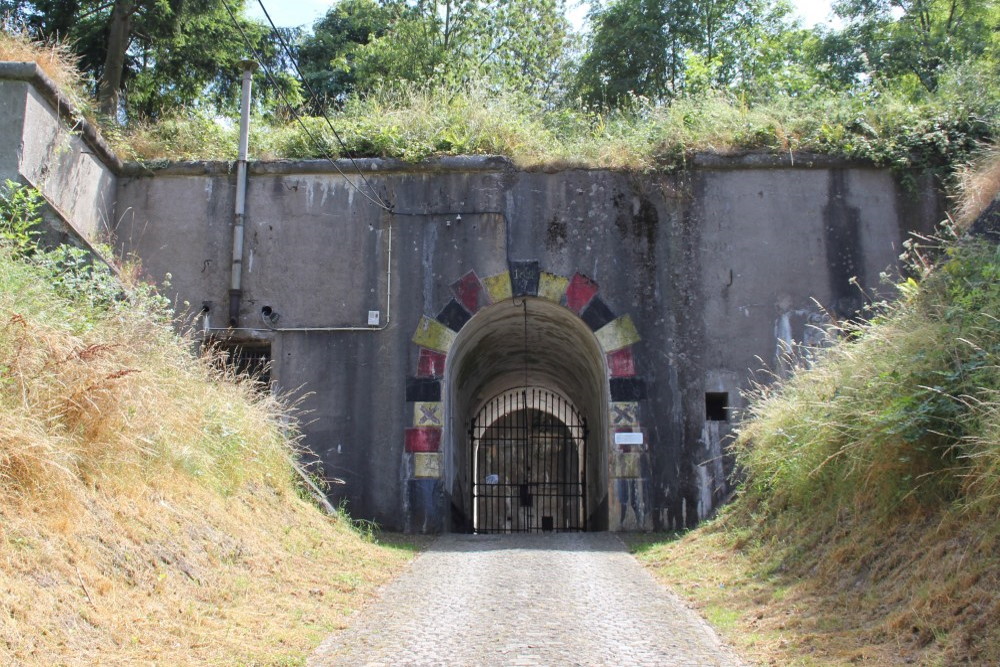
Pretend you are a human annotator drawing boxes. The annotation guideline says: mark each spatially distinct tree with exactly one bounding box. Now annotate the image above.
[297,0,406,110]
[2,0,290,120]
[573,0,794,106]
[833,0,1000,92]
[298,0,571,103]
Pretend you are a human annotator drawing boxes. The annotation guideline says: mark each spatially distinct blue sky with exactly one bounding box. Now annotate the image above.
[247,0,840,32]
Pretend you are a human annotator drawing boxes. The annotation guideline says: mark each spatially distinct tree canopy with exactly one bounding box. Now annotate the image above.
[297,0,570,105]
[2,0,997,135]
[1,0,293,119]
[832,0,999,92]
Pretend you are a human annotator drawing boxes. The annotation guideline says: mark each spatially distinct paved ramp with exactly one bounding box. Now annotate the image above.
[310,533,745,666]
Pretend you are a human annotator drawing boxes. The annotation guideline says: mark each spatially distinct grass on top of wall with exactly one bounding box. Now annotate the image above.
[0,29,93,116]
[119,74,999,181]
[2,25,997,180]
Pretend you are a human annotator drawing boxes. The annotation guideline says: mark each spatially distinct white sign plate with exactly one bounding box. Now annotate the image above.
[614,432,644,446]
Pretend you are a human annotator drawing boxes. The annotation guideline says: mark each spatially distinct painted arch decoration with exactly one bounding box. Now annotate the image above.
[403,260,650,532]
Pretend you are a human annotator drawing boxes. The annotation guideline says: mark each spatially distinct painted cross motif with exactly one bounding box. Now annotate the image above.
[414,401,443,427]
[610,402,640,427]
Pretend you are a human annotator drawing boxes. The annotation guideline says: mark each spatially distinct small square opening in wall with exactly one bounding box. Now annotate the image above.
[208,340,271,387]
[706,392,729,421]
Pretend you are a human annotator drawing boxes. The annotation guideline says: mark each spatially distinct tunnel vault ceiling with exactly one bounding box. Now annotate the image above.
[450,298,608,416]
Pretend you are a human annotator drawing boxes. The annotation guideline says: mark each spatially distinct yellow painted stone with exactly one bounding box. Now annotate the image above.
[537,272,569,303]
[610,402,640,427]
[595,315,641,353]
[411,315,456,353]
[610,452,642,478]
[482,272,512,303]
[414,453,442,478]
[414,401,443,427]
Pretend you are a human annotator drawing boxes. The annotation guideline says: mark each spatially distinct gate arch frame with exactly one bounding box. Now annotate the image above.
[442,296,611,532]
[406,267,648,533]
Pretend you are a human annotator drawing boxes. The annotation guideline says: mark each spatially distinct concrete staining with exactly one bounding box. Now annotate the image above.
[309,533,745,666]
[0,67,946,534]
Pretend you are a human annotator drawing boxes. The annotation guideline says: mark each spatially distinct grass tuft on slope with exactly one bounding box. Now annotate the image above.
[634,148,1000,665]
[0,184,418,665]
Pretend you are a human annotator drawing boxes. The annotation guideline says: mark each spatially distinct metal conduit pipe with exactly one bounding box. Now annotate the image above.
[228,61,256,327]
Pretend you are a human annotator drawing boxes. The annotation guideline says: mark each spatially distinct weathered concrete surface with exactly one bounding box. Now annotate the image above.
[0,64,118,245]
[112,159,943,533]
[310,533,746,666]
[0,67,947,534]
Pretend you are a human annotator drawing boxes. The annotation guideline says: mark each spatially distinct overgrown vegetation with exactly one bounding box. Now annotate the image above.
[0,181,420,663]
[116,65,999,178]
[636,150,1000,664]
[3,1,999,179]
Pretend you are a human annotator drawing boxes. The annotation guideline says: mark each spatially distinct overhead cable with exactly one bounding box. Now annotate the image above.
[254,0,390,210]
[221,0,392,212]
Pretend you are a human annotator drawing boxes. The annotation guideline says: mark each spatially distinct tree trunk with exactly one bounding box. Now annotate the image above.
[98,0,134,120]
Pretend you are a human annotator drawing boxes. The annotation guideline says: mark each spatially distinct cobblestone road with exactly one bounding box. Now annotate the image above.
[310,533,745,666]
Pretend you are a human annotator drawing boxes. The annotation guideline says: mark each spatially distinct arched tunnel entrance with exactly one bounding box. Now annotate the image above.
[445,298,610,532]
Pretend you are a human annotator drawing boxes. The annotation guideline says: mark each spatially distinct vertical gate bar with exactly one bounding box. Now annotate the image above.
[499,396,503,534]
[528,389,533,533]
[471,416,476,534]
[547,391,553,531]
[525,390,530,534]
[562,396,566,530]
[544,393,548,531]
[536,390,542,533]
[504,392,509,533]
[529,388,535,533]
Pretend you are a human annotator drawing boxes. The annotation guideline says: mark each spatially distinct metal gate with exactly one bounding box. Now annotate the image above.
[470,388,587,533]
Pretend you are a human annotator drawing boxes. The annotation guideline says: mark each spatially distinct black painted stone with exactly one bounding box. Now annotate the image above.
[581,296,616,331]
[407,479,445,533]
[436,298,472,332]
[509,260,540,297]
[610,377,646,401]
[406,377,441,402]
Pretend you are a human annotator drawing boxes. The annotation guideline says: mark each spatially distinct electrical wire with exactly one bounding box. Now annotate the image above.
[220,0,392,212]
[253,0,390,210]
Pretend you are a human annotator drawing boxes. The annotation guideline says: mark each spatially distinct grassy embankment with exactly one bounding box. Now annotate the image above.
[0,187,419,663]
[632,152,1000,665]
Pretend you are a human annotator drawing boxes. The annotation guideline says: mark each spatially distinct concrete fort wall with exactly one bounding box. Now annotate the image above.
[0,63,120,246]
[0,66,944,532]
[113,157,941,532]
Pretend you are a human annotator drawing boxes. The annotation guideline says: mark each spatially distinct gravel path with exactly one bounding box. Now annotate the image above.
[309,533,745,666]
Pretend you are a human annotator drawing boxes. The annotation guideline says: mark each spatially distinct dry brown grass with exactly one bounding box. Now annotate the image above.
[0,251,421,664]
[954,143,1000,227]
[630,514,1000,666]
[0,483,417,665]
[0,28,88,109]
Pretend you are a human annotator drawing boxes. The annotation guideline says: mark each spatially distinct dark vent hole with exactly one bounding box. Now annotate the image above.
[706,392,729,421]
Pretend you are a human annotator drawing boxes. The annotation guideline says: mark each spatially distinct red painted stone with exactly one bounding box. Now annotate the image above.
[451,270,485,313]
[405,427,442,453]
[607,347,636,377]
[417,348,447,377]
[565,273,599,314]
